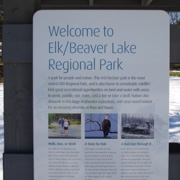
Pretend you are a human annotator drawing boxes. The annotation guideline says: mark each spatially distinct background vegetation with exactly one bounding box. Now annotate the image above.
[170,71,180,77]
[48,113,81,125]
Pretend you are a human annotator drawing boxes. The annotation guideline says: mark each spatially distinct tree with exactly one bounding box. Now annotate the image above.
[169,12,180,24]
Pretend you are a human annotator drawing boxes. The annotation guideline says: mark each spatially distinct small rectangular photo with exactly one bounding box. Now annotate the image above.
[85,113,118,139]
[48,113,81,139]
[121,113,154,139]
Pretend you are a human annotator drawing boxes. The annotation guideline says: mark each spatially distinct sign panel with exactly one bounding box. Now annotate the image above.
[33,10,169,180]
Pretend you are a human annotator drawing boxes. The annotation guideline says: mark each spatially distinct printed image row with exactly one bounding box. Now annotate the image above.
[48,113,154,139]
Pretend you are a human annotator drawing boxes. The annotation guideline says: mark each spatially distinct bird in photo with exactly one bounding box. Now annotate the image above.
[102,116,111,138]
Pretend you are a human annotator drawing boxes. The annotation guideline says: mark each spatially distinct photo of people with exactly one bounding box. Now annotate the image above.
[85,113,118,139]
[121,113,154,139]
[48,113,81,139]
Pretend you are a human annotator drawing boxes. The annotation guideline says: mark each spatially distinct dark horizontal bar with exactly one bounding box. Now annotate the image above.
[40,5,180,11]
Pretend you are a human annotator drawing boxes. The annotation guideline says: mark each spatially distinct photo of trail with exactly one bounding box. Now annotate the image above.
[48,113,81,139]
[85,113,118,139]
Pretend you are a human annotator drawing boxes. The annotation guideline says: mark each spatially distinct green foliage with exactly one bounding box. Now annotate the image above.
[70,119,81,125]
[48,113,81,125]
[170,71,180,77]
[48,114,56,125]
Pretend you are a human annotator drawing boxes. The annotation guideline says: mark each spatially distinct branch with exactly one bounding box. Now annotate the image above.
[86,119,102,130]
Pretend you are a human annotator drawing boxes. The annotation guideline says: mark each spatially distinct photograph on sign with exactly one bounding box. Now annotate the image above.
[121,113,154,139]
[85,113,118,139]
[48,113,81,138]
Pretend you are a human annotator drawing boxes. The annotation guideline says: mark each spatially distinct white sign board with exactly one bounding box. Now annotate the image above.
[33,10,169,180]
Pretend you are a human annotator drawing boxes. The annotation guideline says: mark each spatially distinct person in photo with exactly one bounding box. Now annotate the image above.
[58,117,62,126]
[67,118,71,127]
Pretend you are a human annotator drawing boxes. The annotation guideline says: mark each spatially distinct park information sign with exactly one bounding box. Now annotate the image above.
[33,10,169,180]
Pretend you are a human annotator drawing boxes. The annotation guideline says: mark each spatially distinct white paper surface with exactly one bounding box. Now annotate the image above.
[33,10,169,180]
